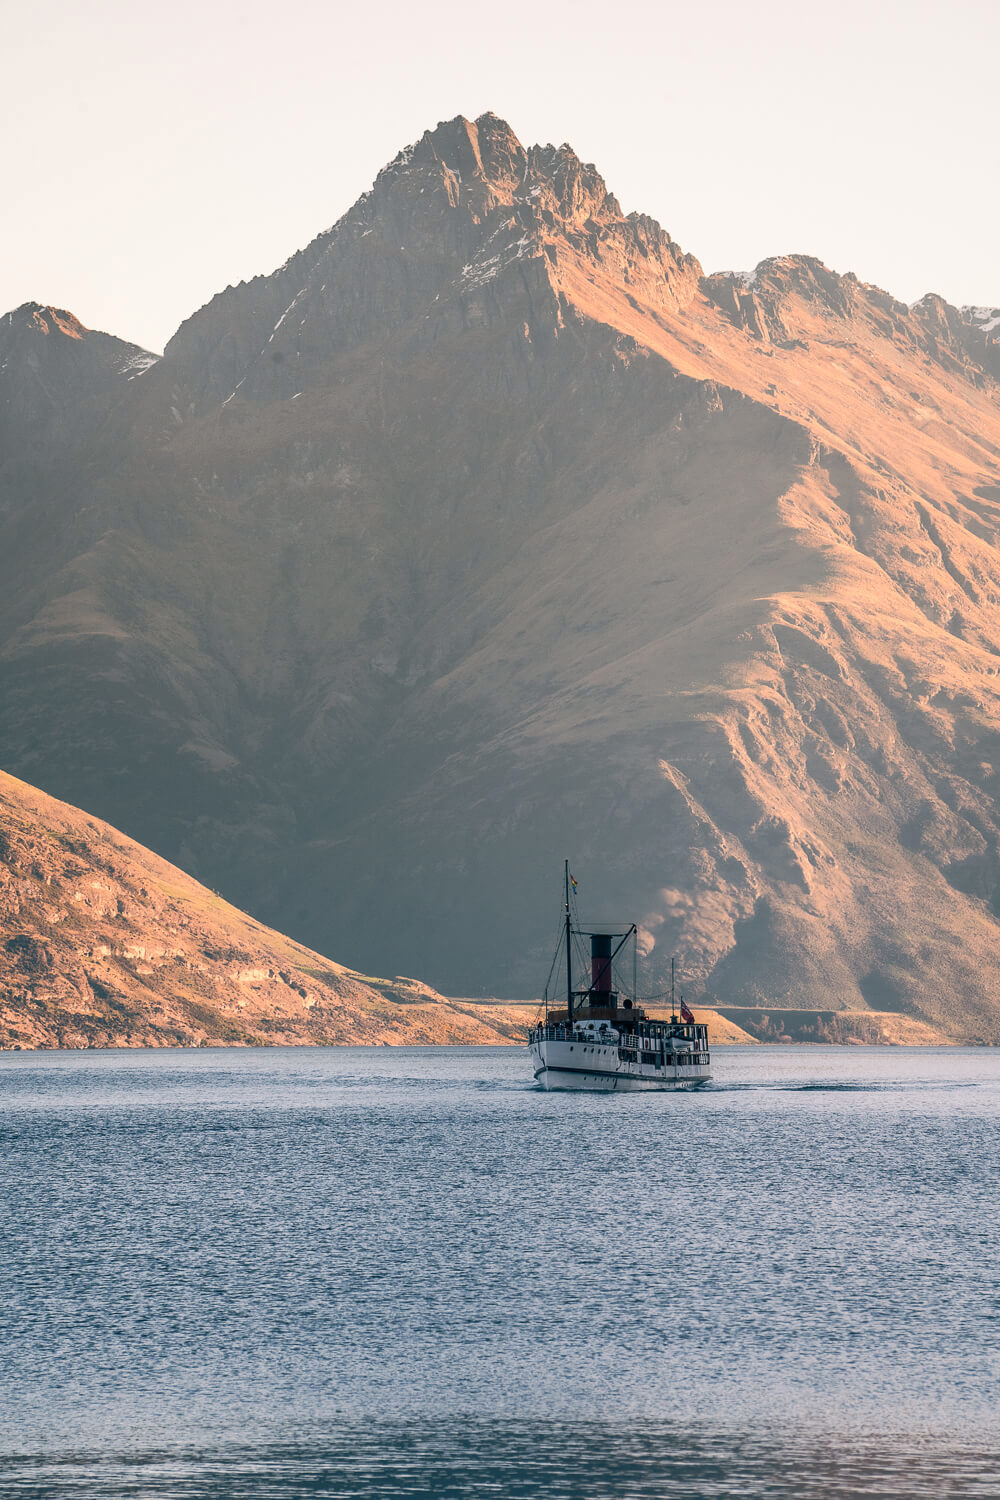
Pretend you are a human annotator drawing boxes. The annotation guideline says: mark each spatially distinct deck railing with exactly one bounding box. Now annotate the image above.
[528,1023,709,1065]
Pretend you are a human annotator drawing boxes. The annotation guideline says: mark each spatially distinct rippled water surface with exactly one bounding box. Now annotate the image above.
[1,1044,998,1497]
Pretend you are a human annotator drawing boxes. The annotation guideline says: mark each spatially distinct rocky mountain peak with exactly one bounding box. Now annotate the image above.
[390,113,528,202]
[375,114,622,232]
[1,301,157,371]
[367,112,534,234]
[0,303,158,485]
[164,112,702,409]
[5,302,87,340]
[527,139,620,225]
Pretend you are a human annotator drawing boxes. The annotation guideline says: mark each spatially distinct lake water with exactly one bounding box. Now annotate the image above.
[1,1044,998,1497]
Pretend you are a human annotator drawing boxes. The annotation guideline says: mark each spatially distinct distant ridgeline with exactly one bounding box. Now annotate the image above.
[2,113,1000,1041]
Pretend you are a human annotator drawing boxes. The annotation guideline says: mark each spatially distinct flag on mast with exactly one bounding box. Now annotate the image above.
[679,999,695,1024]
[569,873,578,892]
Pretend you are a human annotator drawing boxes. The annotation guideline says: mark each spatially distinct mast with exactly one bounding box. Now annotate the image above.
[671,956,676,1022]
[565,859,574,1028]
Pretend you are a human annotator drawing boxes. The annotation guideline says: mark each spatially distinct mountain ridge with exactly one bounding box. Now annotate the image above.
[0,766,530,1049]
[2,113,1000,1039]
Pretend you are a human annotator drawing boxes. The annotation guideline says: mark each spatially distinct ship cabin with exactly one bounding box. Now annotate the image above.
[535,1003,709,1058]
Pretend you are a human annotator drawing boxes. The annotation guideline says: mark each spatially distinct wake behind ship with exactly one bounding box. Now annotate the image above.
[528,864,711,1091]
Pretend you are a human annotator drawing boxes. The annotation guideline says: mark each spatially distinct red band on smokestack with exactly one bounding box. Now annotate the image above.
[591,933,613,994]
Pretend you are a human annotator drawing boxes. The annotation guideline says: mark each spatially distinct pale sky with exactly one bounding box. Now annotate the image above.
[5,0,998,354]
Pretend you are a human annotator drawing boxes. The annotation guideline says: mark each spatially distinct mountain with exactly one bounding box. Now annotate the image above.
[0,768,528,1048]
[2,113,1000,1040]
[0,303,158,506]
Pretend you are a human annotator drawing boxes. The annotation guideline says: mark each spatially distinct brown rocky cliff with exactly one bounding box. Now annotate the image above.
[0,770,526,1048]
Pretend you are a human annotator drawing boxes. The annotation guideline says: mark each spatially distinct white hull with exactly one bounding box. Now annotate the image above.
[529,1037,711,1092]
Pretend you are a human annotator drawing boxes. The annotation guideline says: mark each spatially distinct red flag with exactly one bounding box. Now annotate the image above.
[680,1000,695,1023]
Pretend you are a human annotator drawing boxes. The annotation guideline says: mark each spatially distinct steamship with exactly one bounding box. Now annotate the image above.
[528,863,712,1092]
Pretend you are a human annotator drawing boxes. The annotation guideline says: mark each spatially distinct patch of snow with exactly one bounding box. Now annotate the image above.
[222,289,305,406]
[462,255,502,287]
[120,350,159,379]
[736,269,758,291]
[961,304,1000,333]
[460,232,537,290]
[269,288,306,340]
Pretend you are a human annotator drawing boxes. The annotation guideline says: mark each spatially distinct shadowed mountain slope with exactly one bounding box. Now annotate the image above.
[2,114,1000,1039]
[0,303,158,500]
